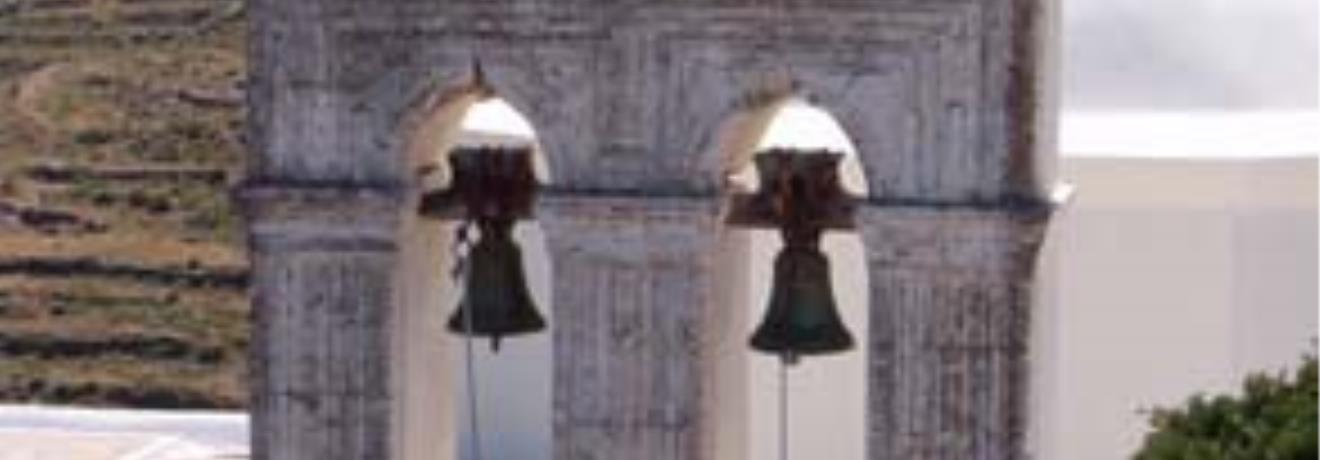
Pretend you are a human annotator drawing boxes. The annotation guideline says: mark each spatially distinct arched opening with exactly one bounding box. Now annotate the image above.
[723,98,871,460]
[449,99,552,460]
[398,93,553,460]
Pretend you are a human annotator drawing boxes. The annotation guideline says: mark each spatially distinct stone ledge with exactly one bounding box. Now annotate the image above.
[856,195,1062,274]
[536,191,725,264]
[248,232,399,254]
[538,191,724,228]
[236,180,405,217]
[238,181,406,253]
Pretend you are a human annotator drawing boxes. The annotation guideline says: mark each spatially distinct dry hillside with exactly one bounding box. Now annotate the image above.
[0,0,247,408]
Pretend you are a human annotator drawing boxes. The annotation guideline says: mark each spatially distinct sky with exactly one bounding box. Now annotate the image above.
[1063,0,1317,111]
[1060,0,1319,157]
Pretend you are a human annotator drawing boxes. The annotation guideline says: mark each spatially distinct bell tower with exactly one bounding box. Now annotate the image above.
[242,0,1063,459]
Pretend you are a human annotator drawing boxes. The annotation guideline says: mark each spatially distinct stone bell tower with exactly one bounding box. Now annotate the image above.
[241,0,1062,459]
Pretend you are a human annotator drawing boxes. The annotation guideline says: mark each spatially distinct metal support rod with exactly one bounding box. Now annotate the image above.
[453,222,483,460]
[464,323,482,460]
[780,358,789,460]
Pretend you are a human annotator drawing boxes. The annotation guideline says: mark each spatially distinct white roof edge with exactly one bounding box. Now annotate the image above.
[0,405,249,459]
[1060,110,1320,158]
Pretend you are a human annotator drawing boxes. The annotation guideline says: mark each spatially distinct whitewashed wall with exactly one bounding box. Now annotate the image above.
[1040,156,1317,460]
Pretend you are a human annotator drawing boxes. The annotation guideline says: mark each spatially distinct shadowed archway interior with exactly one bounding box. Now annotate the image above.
[399,95,554,460]
[449,99,553,460]
[723,98,872,460]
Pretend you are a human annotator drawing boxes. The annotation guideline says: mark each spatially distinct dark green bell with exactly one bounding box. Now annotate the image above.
[448,218,546,352]
[750,228,855,365]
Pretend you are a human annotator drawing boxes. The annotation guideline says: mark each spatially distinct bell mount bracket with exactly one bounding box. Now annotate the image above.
[725,148,857,232]
[418,145,539,222]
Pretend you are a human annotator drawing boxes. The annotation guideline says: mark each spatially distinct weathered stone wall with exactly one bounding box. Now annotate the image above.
[248,0,1054,197]
[539,195,723,459]
[860,206,1049,460]
[244,1,1058,459]
[242,186,402,459]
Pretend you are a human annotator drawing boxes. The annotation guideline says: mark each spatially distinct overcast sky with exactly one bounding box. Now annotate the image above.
[1063,0,1318,111]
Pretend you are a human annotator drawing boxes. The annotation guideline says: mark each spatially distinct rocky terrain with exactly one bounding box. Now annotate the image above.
[0,0,247,409]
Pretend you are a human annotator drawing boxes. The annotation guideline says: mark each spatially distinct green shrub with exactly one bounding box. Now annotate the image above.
[1134,353,1317,460]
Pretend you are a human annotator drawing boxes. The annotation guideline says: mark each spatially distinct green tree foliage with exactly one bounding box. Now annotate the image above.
[1134,353,1317,460]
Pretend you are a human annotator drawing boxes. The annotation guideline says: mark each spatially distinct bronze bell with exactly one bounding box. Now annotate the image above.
[743,150,857,365]
[426,146,547,352]
[448,217,546,352]
[750,227,854,364]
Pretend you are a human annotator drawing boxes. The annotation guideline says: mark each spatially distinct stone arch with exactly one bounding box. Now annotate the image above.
[802,74,912,202]
[706,85,874,460]
[694,62,993,202]
[392,66,557,460]
[695,74,886,197]
[446,99,556,460]
[398,65,562,183]
[727,99,870,197]
[689,75,795,190]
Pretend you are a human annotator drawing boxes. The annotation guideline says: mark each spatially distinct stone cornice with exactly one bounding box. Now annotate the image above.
[234,181,1064,258]
[537,192,725,264]
[538,191,723,225]
[237,181,406,253]
[856,199,1055,276]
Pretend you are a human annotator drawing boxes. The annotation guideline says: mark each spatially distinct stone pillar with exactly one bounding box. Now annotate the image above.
[394,212,459,460]
[860,205,1050,460]
[705,227,753,460]
[243,185,403,460]
[539,194,723,460]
